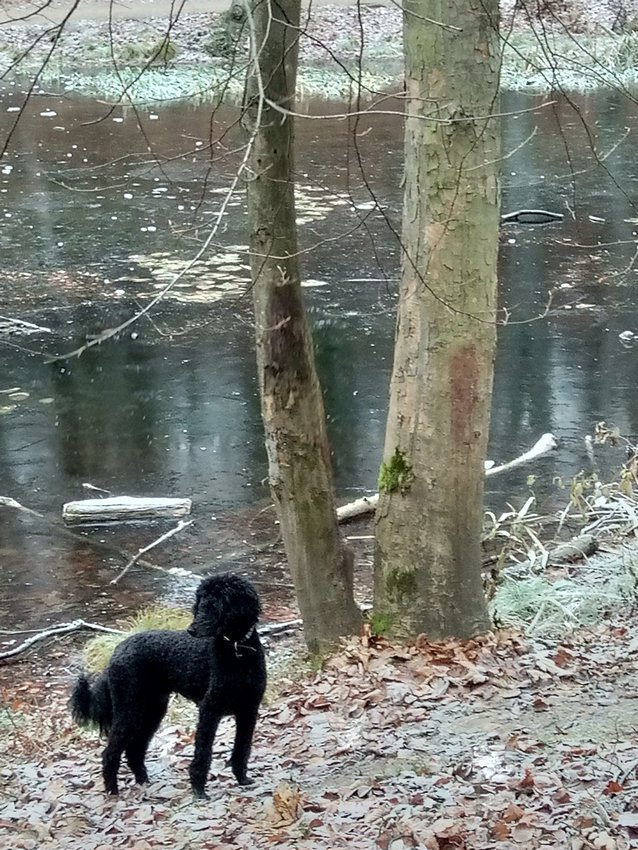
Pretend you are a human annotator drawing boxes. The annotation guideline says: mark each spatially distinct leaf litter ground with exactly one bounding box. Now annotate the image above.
[3,616,638,850]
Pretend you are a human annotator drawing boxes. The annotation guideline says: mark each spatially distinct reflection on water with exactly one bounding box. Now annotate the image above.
[1,88,637,628]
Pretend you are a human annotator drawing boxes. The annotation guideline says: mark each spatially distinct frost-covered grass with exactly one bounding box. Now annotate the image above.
[82,604,191,672]
[36,64,395,105]
[501,31,638,91]
[38,33,638,104]
[2,27,638,103]
[491,550,638,636]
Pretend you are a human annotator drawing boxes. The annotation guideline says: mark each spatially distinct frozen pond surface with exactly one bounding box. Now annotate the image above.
[1,87,637,628]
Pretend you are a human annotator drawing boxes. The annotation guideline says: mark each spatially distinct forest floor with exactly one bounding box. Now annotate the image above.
[3,599,638,850]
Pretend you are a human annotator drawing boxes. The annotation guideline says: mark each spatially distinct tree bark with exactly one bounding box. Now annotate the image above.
[243,0,362,653]
[373,0,501,640]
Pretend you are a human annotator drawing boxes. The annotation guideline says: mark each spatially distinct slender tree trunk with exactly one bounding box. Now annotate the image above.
[373,0,501,640]
[243,0,362,653]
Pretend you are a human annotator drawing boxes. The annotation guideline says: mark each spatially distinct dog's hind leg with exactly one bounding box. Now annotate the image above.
[125,697,169,786]
[102,724,128,795]
[230,707,259,786]
[188,707,221,799]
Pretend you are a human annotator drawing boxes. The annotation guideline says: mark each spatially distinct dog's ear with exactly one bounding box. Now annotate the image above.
[217,577,261,641]
[188,586,223,638]
[191,584,203,618]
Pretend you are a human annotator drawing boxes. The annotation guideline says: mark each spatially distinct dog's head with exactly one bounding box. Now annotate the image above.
[188,573,261,641]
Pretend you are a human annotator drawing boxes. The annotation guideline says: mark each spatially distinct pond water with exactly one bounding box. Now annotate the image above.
[1,85,637,630]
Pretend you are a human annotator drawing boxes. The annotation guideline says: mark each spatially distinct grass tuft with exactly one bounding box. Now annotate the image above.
[83,604,191,672]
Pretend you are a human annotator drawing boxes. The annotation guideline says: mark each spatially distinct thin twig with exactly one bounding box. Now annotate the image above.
[110,519,195,585]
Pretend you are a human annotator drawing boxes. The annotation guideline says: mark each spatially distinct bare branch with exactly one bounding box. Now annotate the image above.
[0,495,43,518]
[110,519,195,585]
[0,620,123,663]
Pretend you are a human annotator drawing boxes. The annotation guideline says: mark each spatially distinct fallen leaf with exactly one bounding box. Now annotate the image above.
[491,819,510,839]
[602,780,624,796]
[502,803,525,823]
[265,781,303,828]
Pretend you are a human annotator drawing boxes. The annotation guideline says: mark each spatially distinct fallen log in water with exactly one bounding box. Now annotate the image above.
[336,433,558,522]
[62,496,192,525]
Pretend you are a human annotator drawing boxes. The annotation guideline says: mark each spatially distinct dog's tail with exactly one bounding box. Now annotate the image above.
[70,673,112,737]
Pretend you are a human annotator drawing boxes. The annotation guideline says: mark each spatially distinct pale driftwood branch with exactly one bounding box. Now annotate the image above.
[337,495,380,522]
[0,496,43,517]
[259,618,302,636]
[62,496,192,524]
[501,209,564,224]
[0,315,51,334]
[0,620,123,663]
[82,482,112,495]
[110,519,195,585]
[484,432,558,477]
[337,433,558,522]
[259,602,372,639]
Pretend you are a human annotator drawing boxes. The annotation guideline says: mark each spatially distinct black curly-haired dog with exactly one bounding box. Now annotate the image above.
[70,573,266,798]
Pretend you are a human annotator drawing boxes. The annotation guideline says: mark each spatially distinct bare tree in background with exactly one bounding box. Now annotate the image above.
[242,0,363,653]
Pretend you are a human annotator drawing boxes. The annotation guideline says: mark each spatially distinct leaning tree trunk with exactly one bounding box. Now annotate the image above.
[242,0,362,652]
[373,0,501,640]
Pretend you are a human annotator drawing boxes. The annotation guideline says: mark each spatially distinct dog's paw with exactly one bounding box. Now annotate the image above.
[236,775,254,786]
[192,788,210,801]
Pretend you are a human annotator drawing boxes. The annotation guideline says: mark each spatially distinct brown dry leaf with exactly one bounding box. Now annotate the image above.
[602,780,624,795]
[515,768,536,792]
[502,803,525,823]
[265,780,303,828]
[553,647,576,668]
[535,654,575,678]
[491,819,510,840]
[431,816,467,845]
[584,830,618,850]
[511,823,537,843]
[505,734,520,750]
[553,788,571,804]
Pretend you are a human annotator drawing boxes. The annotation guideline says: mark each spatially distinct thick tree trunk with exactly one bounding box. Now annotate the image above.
[243,0,362,652]
[373,0,501,640]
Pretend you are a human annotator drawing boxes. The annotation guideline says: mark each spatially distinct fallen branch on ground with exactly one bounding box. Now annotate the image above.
[0,315,51,335]
[0,620,123,663]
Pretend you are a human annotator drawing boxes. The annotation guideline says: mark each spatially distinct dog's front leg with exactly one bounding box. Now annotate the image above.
[189,703,221,800]
[230,707,259,786]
